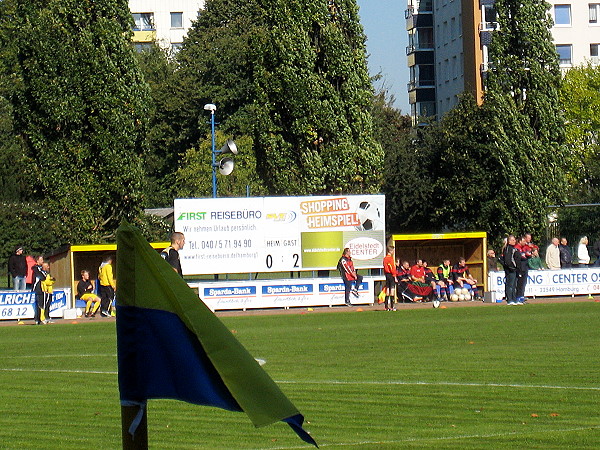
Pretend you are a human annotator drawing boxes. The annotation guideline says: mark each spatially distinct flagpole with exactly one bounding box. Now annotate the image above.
[121,404,148,450]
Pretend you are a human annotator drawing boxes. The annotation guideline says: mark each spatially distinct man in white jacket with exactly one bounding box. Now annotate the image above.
[545,238,561,270]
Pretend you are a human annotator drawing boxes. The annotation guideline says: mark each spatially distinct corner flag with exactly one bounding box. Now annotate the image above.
[115,223,317,447]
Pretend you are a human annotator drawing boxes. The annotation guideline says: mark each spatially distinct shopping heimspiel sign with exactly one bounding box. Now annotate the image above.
[174,195,386,275]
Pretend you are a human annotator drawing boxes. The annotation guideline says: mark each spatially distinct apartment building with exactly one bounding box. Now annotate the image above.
[406,0,600,124]
[129,0,204,52]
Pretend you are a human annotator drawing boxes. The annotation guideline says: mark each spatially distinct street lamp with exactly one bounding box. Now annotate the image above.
[204,104,237,198]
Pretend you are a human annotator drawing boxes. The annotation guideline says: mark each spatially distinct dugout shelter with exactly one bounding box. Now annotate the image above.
[45,242,169,307]
[391,231,488,292]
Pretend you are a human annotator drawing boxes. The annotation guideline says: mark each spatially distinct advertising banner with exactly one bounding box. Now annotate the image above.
[175,195,385,275]
[489,268,600,299]
[190,277,375,311]
[0,289,70,320]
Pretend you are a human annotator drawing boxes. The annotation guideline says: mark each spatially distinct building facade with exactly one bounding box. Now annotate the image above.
[406,0,600,124]
[129,0,204,52]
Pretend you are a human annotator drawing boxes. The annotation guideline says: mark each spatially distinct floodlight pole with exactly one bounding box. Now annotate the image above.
[203,103,218,198]
[209,107,217,198]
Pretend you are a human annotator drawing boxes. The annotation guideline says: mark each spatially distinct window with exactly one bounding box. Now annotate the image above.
[556,44,572,65]
[591,44,599,63]
[132,13,154,31]
[451,17,456,40]
[171,12,183,28]
[171,43,183,53]
[591,4,600,23]
[452,55,457,79]
[554,5,571,26]
[133,42,153,53]
[443,21,448,44]
[482,5,498,29]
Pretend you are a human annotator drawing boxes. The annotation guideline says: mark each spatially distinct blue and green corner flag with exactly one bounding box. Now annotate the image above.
[115,223,317,447]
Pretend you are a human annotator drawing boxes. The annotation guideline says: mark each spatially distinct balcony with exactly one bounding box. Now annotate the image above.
[407,79,435,91]
[406,42,434,55]
[479,22,499,31]
[406,11,433,30]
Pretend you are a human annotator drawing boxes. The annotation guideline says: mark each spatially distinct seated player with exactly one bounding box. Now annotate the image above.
[435,259,454,301]
[396,260,412,302]
[450,257,482,300]
[422,260,438,302]
[401,259,432,302]
[77,270,101,317]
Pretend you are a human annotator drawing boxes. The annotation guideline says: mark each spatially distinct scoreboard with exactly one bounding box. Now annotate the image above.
[174,195,385,275]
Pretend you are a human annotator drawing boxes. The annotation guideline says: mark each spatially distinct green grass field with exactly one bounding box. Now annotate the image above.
[0,302,599,449]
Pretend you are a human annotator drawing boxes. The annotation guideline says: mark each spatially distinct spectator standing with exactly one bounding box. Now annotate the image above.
[559,237,572,268]
[592,238,600,267]
[25,254,36,290]
[98,256,116,317]
[545,238,561,270]
[8,246,27,291]
[31,256,45,325]
[161,232,185,276]
[515,236,531,304]
[487,249,498,273]
[524,233,539,252]
[577,236,590,267]
[337,248,362,306]
[502,235,519,305]
[382,247,397,311]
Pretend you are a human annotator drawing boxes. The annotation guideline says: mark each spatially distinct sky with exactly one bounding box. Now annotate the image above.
[356,0,410,114]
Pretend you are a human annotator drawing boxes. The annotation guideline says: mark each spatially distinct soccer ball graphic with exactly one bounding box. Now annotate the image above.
[433,299,441,308]
[355,201,383,231]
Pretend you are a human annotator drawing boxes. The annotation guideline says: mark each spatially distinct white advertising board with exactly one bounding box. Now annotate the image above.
[488,268,600,299]
[189,277,376,311]
[175,195,385,275]
[0,289,70,320]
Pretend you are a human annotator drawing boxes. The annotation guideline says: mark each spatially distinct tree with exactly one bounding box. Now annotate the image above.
[371,90,433,232]
[415,0,567,242]
[0,0,33,202]
[560,64,600,202]
[7,0,150,243]
[134,44,180,207]
[552,64,600,240]
[174,131,268,198]
[174,0,383,195]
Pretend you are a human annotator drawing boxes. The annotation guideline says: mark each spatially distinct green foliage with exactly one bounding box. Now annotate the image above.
[482,0,567,239]
[175,0,383,195]
[175,131,267,197]
[7,0,150,243]
[0,202,68,274]
[560,64,600,202]
[372,91,434,231]
[402,0,567,242]
[134,44,181,207]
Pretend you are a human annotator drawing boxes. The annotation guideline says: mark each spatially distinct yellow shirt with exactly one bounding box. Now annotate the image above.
[99,263,116,289]
[41,274,55,294]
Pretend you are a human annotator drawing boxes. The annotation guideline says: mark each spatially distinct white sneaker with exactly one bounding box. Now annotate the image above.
[507,302,517,306]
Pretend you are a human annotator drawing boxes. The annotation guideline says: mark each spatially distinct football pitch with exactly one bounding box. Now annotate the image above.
[0,302,598,449]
